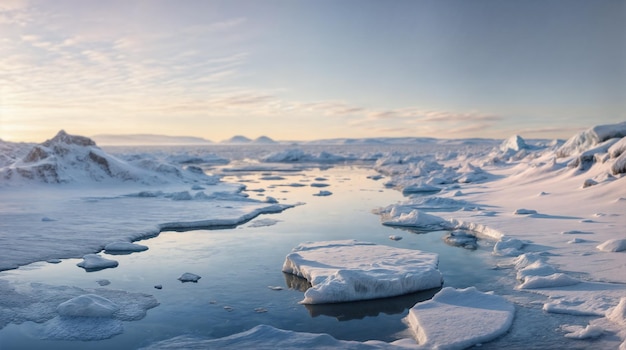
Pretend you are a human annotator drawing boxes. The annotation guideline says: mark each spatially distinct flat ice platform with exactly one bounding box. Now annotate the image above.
[282,240,442,304]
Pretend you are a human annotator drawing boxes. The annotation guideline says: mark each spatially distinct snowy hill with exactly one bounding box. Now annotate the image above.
[0,130,218,185]
[92,134,213,146]
[222,135,253,144]
[253,136,277,144]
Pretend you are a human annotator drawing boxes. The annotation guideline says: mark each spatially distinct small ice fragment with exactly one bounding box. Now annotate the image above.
[265,196,278,203]
[562,324,604,339]
[97,279,111,286]
[47,259,62,264]
[178,272,201,283]
[580,219,594,223]
[223,306,234,312]
[104,241,148,253]
[389,235,403,241]
[313,190,332,196]
[154,285,162,290]
[41,216,56,222]
[268,286,283,291]
[77,254,119,270]
[254,307,268,313]
[514,208,537,215]
[310,183,330,188]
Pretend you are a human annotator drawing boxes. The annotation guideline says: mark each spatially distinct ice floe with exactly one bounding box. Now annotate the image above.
[178,272,201,283]
[77,254,119,271]
[406,287,514,350]
[282,240,442,304]
[104,241,149,253]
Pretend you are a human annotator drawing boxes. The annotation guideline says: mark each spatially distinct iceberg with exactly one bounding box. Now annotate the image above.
[282,240,442,304]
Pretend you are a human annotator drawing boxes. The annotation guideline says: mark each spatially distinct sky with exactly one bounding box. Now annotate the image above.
[0,0,624,143]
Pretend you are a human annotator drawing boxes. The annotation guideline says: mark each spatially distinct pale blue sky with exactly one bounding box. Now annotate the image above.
[0,0,624,142]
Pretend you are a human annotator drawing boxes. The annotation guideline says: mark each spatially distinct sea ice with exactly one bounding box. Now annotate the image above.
[313,190,333,196]
[406,287,514,350]
[77,254,119,270]
[178,272,201,282]
[561,324,604,339]
[282,240,442,304]
[104,241,149,253]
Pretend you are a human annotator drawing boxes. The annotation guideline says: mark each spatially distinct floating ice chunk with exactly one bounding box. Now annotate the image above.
[77,254,118,270]
[311,183,330,188]
[169,191,192,200]
[104,241,148,253]
[518,273,580,289]
[57,294,119,318]
[382,209,449,230]
[97,279,111,286]
[388,235,402,241]
[248,218,280,228]
[178,272,201,283]
[41,216,56,222]
[597,239,626,252]
[262,196,278,204]
[406,287,514,350]
[514,208,537,215]
[282,240,442,304]
[561,324,604,339]
[443,230,477,250]
[313,190,332,196]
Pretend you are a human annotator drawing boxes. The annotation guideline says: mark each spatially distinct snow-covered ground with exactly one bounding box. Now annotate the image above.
[1,123,625,349]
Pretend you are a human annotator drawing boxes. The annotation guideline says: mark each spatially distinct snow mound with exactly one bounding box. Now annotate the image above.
[77,254,119,271]
[382,209,449,230]
[607,297,626,325]
[282,240,442,304]
[518,273,580,289]
[499,135,528,152]
[406,287,514,350]
[514,208,537,215]
[561,324,604,339]
[557,121,626,157]
[57,294,119,318]
[104,242,148,253]
[140,324,392,349]
[597,239,626,252]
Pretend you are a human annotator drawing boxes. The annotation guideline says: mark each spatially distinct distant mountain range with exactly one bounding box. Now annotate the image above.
[92,134,213,146]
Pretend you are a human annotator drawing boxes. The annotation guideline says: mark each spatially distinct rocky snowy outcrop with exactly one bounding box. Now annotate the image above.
[0,130,219,185]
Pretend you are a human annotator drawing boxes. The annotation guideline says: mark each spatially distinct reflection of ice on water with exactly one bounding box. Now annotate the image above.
[304,288,440,321]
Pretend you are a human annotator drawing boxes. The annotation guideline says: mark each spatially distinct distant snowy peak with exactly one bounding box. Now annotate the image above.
[1,130,217,185]
[499,135,528,152]
[92,134,213,146]
[253,136,277,144]
[222,135,252,144]
[557,121,626,157]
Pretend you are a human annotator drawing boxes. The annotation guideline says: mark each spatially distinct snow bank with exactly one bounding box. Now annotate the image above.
[518,273,580,289]
[406,287,514,350]
[282,240,442,304]
[607,297,626,325]
[597,238,626,252]
[557,121,626,157]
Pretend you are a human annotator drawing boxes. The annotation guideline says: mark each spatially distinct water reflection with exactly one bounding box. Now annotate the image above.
[283,273,440,321]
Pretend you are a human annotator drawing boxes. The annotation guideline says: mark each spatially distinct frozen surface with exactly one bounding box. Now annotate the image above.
[282,240,442,304]
[406,287,514,350]
[104,242,149,253]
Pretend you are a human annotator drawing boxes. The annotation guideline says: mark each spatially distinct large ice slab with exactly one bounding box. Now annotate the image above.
[406,287,515,350]
[282,240,442,304]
